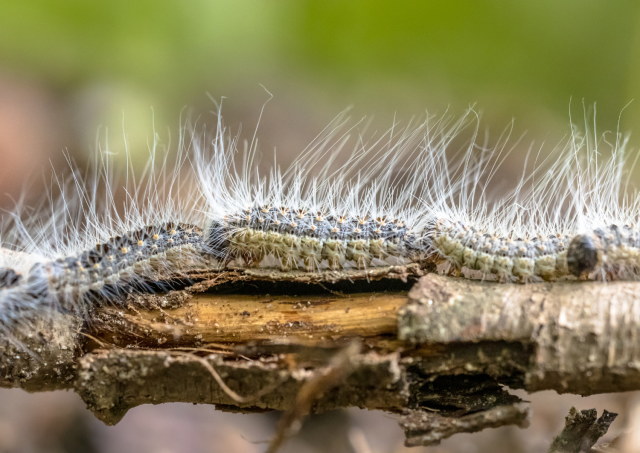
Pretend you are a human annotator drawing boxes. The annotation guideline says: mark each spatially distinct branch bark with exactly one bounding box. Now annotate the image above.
[1,267,636,446]
[401,274,640,395]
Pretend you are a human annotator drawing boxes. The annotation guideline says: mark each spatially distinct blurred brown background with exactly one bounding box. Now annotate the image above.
[1,1,640,452]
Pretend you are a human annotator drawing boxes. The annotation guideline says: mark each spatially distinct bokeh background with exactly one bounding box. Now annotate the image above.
[2,1,640,452]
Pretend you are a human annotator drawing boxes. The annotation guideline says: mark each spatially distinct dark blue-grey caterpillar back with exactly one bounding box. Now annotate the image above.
[0,222,210,333]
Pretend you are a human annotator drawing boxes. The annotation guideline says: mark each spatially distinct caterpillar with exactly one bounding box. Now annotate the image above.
[0,104,638,341]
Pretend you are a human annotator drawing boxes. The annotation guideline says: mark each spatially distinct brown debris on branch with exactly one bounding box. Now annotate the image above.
[1,267,637,447]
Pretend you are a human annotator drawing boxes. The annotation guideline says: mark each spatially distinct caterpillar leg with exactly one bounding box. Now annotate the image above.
[279,254,299,272]
[446,264,462,278]
[327,256,342,271]
[303,257,320,273]
[241,251,263,268]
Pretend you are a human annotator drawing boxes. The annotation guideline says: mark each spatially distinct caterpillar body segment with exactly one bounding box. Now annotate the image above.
[38,222,205,300]
[0,222,211,324]
[214,205,423,271]
[431,217,571,282]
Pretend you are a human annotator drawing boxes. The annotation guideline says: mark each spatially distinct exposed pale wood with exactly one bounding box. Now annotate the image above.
[89,290,406,349]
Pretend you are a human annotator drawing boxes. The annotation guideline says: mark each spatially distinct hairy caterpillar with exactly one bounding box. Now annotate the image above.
[196,107,640,283]
[0,104,638,342]
[0,136,215,341]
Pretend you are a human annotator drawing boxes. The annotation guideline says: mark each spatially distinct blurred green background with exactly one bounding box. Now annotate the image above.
[0,0,640,188]
[1,1,640,199]
[0,0,639,182]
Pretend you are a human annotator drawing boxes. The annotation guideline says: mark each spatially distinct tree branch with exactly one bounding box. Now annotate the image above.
[1,267,635,446]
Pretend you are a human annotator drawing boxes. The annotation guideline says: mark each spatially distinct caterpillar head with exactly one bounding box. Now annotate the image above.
[567,234,599,277]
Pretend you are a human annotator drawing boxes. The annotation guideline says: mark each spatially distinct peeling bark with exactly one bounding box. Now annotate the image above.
[547,407,617,453]
[75,347,406,425]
